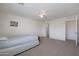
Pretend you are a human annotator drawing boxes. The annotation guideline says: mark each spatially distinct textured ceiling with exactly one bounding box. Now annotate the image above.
[0,3,79,20]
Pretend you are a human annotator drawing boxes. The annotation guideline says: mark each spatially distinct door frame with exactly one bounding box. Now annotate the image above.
[75,16,78,46]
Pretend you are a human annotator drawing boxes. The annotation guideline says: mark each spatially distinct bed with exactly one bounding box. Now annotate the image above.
[0,35,39,56]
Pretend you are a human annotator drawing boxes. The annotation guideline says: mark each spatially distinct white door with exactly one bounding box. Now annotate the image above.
[66,20,76,40]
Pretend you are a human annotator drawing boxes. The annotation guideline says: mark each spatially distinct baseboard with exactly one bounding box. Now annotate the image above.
[49,38,66,42]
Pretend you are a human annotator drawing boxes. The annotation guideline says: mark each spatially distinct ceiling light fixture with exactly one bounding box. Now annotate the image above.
[35,10,47,19]
[40,15,44,18]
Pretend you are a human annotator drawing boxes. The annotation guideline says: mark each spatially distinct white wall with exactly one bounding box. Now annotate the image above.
[49,18,65,41]
[41,21,48,37]
[48,16,76,41]
[0,11,77,41]
[0,12,43,37]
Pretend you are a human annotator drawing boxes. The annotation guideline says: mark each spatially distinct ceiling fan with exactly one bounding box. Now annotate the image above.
[35,10,47,18]
[18,3,47,19]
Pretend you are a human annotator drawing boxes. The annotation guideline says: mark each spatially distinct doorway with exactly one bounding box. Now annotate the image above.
[66,20,76,41]
[46,24,49,38]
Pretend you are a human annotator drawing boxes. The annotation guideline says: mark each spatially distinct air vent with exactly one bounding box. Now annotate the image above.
[18,3,24,6]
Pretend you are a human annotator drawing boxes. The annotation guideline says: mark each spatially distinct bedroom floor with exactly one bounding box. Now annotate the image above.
[18,37,79,56]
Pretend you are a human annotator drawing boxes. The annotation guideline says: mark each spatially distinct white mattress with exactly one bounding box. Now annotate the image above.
[0,35,39,56]
[0,35,38,49]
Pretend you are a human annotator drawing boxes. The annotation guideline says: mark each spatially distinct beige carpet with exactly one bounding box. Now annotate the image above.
[18,37,79,56]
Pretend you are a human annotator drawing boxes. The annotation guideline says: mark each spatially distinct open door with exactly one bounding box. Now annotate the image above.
[46,24,49,38]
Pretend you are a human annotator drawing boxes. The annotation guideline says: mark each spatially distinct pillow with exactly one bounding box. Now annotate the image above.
[0,37,8,40]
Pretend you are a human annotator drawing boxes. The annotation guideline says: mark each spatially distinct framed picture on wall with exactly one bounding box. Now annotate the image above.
[10,21,18,27]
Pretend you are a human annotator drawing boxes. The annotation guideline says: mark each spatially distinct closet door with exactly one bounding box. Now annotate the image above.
[66,20,76,40]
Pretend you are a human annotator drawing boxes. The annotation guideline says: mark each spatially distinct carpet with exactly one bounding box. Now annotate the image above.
[18,37,79,56]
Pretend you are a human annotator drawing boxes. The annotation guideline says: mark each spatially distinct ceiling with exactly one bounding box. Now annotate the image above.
[0,3,79,20]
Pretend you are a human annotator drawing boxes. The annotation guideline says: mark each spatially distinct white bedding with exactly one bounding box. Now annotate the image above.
[0,37,8,40]
[0,35,39,56]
